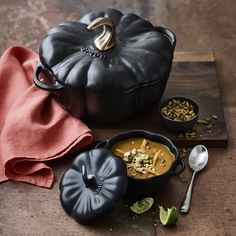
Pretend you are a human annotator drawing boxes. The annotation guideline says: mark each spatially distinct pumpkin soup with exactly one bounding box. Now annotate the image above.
[111,138,175,178]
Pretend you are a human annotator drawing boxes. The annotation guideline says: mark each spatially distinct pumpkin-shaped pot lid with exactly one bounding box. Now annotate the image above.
[59,148,127,224]
[39,8,175,94]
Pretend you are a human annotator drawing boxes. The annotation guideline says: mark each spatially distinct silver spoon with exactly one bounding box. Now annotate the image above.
[180,145,208,214]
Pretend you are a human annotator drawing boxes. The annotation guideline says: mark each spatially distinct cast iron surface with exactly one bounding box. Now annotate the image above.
[33,8,176,123]
[96,130,185,200]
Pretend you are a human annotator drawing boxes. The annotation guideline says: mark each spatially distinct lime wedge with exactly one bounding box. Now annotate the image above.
[130,197,154,214]
[159,206,178,226]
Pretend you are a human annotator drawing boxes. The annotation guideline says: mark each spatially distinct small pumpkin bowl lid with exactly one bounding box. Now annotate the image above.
[159,96,200,133]
[59,148,127,225]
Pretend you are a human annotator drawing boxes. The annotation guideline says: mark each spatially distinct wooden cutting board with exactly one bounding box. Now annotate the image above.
[89,52,228,147]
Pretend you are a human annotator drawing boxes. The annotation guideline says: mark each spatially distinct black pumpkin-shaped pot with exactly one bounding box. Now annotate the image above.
[34,9,176,124]
[59,149,127,225]
[96,130,185,201]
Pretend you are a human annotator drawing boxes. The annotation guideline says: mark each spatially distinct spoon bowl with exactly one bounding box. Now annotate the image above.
[180,145,208,213]
[189,145,208,171]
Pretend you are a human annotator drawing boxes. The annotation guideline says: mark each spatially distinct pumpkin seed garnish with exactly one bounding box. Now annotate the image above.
[161,99,196,121]
[212,115,218,119]
[177,113,219,139]
[120,143,165,177]
[197,119,208,125]
[178,147,190,158]
[207,124,213,129]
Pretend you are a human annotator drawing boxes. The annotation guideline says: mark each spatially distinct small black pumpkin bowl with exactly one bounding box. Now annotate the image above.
[159,97,200,133]
[96,130,185,201]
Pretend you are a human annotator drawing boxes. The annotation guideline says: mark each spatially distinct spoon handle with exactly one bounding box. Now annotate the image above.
[180,171,197,214]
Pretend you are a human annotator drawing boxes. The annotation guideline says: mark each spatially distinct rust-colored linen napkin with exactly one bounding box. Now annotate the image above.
[0,46,93,188]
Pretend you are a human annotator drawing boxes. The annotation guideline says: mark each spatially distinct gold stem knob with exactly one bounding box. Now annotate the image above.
[87,17,116,51]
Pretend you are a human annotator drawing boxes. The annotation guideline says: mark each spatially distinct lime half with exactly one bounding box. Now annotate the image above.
[159,206,178,226]
[130,197,154,214]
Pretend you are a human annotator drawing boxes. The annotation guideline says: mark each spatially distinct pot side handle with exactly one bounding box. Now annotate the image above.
[168,158,185,176]
[155,26,176,50]
[33,63,64,91]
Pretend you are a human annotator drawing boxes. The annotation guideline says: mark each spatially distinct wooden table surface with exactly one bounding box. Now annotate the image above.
[0,1,236,236]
